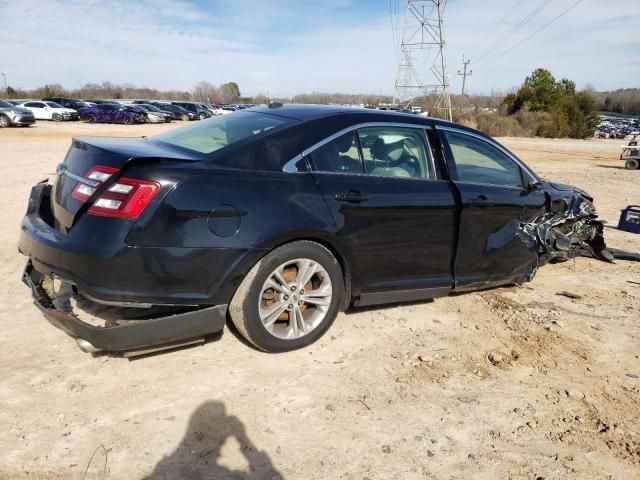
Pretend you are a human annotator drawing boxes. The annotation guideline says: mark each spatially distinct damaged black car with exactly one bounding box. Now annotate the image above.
[18,104,616,355]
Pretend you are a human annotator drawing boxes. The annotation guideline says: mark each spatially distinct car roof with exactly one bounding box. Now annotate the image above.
[245,103,455,126]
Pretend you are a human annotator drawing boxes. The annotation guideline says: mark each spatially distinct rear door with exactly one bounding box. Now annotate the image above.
[309,124,457,304]
[439,127,546,289]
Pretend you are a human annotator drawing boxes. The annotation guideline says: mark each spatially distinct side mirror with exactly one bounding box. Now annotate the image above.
[527,180,543,192]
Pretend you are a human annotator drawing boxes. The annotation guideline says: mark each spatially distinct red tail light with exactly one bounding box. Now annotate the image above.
[70,165,160,218]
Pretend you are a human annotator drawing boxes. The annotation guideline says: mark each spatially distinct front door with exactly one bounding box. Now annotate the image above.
[439,128,547,289]
[309,125,457,304]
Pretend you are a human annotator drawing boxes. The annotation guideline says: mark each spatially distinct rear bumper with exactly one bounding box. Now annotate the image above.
[22,261,226,352]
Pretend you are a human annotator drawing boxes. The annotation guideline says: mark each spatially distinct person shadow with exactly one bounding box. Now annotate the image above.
[143,401,284,480]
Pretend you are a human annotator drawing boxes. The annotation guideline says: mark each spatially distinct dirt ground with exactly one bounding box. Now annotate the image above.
[0,122,638,480]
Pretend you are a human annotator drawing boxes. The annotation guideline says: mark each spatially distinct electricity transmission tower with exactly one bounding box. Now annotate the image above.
[393,0,452,120]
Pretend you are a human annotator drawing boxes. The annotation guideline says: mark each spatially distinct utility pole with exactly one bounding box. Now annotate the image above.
[458,55,472,109]
[393,0,452,120]
[1,73,7,95]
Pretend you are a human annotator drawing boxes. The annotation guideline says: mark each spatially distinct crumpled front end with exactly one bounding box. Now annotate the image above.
[523,187,613,266]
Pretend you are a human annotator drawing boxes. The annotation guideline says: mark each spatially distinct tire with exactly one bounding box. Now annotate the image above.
[625,159,639,170]
[52,113,63,122]
[198,112,206,120]
[0,115,9,128]
[182,114,189,121]
[229,241,344,352]
[86,114,97,123]
[123,115,132,125]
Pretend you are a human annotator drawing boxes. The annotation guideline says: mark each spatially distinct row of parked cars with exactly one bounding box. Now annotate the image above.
[596,116,640,139]
[0,97,256,127]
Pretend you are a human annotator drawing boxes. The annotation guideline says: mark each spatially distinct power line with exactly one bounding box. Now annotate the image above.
[473,0,554,63]
[475,0,585,69]
[469,0,526,59]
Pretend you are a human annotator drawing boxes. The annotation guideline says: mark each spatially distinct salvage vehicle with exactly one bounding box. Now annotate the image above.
[0,99,36,127]
[17,101,79,122]
[79,103,138,124]
[621,135,639,170]
[171,101,208,120]
[19,104,616,355]
[42,97,92,113]
[152,102,195,121]
[137,103,174,122]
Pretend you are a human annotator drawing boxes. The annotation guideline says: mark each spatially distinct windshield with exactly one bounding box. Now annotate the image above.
[152,111,293,154]
[45,102,63,108]
[0,100,12,108]
[142,105,161,112]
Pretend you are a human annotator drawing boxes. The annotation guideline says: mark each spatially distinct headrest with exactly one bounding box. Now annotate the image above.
[370,137,405,161]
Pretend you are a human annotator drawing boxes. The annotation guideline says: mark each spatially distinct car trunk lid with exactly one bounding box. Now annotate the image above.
[52,136,201,231]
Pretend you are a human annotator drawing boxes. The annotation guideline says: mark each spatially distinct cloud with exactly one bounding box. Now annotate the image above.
[0,0,638,97]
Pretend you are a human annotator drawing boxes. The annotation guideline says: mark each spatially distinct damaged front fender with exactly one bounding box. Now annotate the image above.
[525,182,613,266]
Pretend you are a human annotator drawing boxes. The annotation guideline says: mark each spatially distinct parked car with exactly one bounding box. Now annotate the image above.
[133,104,167,123]
[18,101,79,121]
[172,101,208,120]
[42,97,92,112]
[0,99,36,127]
[18,105,612,355]
[121,105,150,124]
[137,103,174,122]
[79,103,139,124]
[152,102,195,121]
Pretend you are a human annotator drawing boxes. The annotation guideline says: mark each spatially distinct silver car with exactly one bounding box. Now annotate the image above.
[0,99,36,127]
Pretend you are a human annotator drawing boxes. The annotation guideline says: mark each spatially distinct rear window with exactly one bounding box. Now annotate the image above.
[152,111,294,154]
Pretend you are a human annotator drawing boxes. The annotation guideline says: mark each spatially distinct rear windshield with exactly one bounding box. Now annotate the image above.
[152,111,294,154]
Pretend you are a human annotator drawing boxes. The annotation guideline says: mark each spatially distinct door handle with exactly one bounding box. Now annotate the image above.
[335,191,369,203]
[468,195,488,206]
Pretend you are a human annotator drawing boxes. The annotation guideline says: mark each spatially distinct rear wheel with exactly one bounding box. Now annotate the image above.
[0,115,9,128]
[625,158,639,170]
[52,113,63,122]
[229,241,344,352]
[86,113,97,123]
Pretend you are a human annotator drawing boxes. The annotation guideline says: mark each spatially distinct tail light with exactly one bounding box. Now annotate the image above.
[70,165,160,218]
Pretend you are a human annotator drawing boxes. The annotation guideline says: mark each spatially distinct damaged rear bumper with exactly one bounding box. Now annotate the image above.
[22,261,227,353]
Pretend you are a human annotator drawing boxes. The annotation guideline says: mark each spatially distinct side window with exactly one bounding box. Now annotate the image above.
[444,131,524,188]
[24,102,37,107]
[357,127,435,179]
[310,132,363,174]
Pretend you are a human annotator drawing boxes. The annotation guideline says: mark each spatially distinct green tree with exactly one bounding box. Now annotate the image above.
[501,68,599,138]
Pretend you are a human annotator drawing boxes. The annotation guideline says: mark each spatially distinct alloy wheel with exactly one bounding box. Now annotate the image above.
[258,258,332,340]
[0,115,9,128]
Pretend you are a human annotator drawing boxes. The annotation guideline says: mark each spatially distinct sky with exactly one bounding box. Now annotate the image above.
[0,0,638,97]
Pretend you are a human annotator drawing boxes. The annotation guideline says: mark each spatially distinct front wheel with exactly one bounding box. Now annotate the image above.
[52,113,63,122]
[229,241,344,352]
[86,114,97,123]
[625,158,639,170]
[123,115,133,125]
[0,115,9,128]
[198,112,206,120]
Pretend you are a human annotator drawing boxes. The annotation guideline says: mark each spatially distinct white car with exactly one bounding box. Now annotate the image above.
[18,101,79,122]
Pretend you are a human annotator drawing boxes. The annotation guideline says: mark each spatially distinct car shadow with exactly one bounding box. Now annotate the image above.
[596,164,627,170]
[143,400,284,480]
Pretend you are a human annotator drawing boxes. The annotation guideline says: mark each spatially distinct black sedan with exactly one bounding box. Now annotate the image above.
[18,104,610,355]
